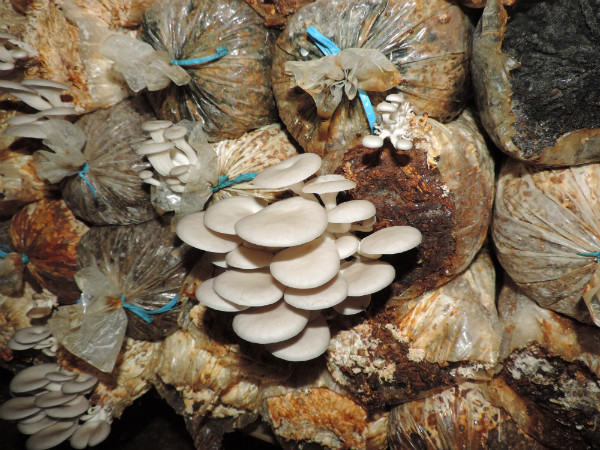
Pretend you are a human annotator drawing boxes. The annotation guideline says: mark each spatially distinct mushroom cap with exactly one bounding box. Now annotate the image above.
[45,395,89,419]
[70,420,111,449]
[301,174,356,195]
[11,326,52,345]
[169,165,189,177]
[61,373,98,395]
[138,170,154,179]
[26,306,53,320]
[35,391,78,408]
[21,79,69,90]
[270,237,340,289]
[177,212,241,253]
[4,123,48,139]
[334,235,360,259]
[0,80,35,92]
[204,196,267,235]
[213,268,284,307]
[362,135,384,149]
[333,294,372,315]
[0,396,40,421]
[45,371,77,383]
[35,106,77,117]
[25,419,78,450]
[266,314,330,362]
[195,278,248,312]
[327,200,376,224]
[141,120,173,132]
[251,153,322,189]
[10,364,59,394]
[235,196,327,247]
[17,416,59,435]
[225,246,275,270]
[162,125,188,140]
[359,226,422,255]
[135,141,175,156]
[8,339,35,351]
[339,259,395,297]
[232,301,310,344]
[284,274,348,310]
[7,115,40,126]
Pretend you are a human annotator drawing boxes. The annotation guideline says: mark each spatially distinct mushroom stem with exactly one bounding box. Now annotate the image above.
[171,138,198,165]
[318,192,338,210]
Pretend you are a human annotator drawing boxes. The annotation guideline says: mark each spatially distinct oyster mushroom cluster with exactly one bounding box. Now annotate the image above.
[176,153,422,361]
[0,363,110,450]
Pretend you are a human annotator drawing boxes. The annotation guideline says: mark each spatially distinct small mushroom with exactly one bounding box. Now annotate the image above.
[20,79,72,108]
[141,120,173,142]
[135,140,176,176]
[45,370,77,383]
[359,226,422,258]
[266,314,331,362]
[61,373,98,395]
[339,259,395,297]
[333,294,372,315]
[10,326,52,345]
[25,419,78,450]
[361,135,384,149]
[225,246,275,270]
[4,123,48,139]
[70,420,112,449]
[251,153,322,195]
[0,396,40,421]
[163,125,198,164]
[302,175,356,210]
[204,196,267,235]
[17,416,58,436]
[34,391,78,408]
[334,235,360,259]
[232,300,310,344]
[0,80,52,110]
[45,395,89,419]
[270,237,340,289]
[212,268,284,307]
[177,212,241,253]
[283,274,348,310]
[235,196,328,247]
[9,364,60,394]
[195,278,249,312]
[26,306,53,320]
[327,200,376,225]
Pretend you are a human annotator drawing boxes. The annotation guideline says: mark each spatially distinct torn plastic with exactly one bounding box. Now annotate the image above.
[285,48,402,119]
[139,0,276,142]
[493,159,600,326]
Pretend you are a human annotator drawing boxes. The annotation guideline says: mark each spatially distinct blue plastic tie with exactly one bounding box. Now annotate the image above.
[211,172,257,193]
[121,294,179,324]
[78,162,98,201]
[171,45,228,66]
[578,251,600,263]
[0,244,28,264]
[306,26,377,132]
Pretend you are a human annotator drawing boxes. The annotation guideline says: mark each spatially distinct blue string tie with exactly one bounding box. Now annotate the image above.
[578,251,600,263]
[171,45,228,66]
[120,294,179,324]
[306,26,378,133]
[0,244,29,264]
[211,172,257,193]
[78,162,98,201]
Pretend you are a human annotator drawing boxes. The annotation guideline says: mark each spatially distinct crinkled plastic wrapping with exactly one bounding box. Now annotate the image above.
[272,0,471,157]
[140,0,276,142]
[386,250,501,366]
[59,97,158,226]
[388,382,542,449]
[493,160,600,326]
[9,199,88,303]
[75,219,192,342]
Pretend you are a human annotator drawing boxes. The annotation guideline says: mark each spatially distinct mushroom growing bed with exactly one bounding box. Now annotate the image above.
[2,0,600,449]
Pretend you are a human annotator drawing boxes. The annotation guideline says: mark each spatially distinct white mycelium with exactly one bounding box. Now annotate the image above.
[361,94,418,151]
[177,154,422,361]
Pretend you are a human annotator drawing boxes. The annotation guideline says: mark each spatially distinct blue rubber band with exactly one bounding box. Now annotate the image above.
[171,45,228,66]
[0,244,28,264]
[78,162,98,201]
[306,26,376,132]
[121,294,179,324]
[211,172,257,193]
[578,251,600,263]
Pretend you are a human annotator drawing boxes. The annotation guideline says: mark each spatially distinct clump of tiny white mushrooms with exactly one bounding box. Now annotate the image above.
[0,31,37,72]
[361,94,419,150]
[176,153,422,362]
[0,363,110,450]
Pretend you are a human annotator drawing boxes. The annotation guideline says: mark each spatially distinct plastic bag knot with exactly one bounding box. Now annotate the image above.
[211,172,257,193]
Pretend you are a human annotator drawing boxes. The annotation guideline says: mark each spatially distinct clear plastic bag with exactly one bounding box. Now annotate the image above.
[272,0,471,157]
[139,0,276,142]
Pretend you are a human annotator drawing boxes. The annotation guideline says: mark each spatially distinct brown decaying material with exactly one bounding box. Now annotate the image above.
[243,0,314,27]
[9,198,88,303]
[338,110,494,300]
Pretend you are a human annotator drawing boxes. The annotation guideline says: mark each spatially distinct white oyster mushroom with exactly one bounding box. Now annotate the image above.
[359,226,422,259]
[45,370,77,383]
[302,174,356,210]
[339,259,395,297]
[327,200,376,224]
[25,419,78,450]
[163,126,198,164]
[20,79,72,108]
[266,314,331,362]
[225,246,275,270]
[251,152,322,196]
[17,416,59,435]
[176,211,241,253]
[374,95,416,151]
[4,122,49,139]
[45,396,89,419]
[232,301,310,344]
[0,396,40,421]
[135,141,176,177]
[203,196,267,235]
[333,294,372,315]
[34,391,78,408]
[0,80,52,110]
[10,326,52,346]
[141,120,172,142]
[362,134,384,149]
[195,278,248,312]
[61,373,98,395]
[9,364,60,394]
[334,235,360,259]
[235,196,328,247]
[70,420,112,449]
[283,274,348,310]
[213,268,284,307]
[270,237,340,289]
